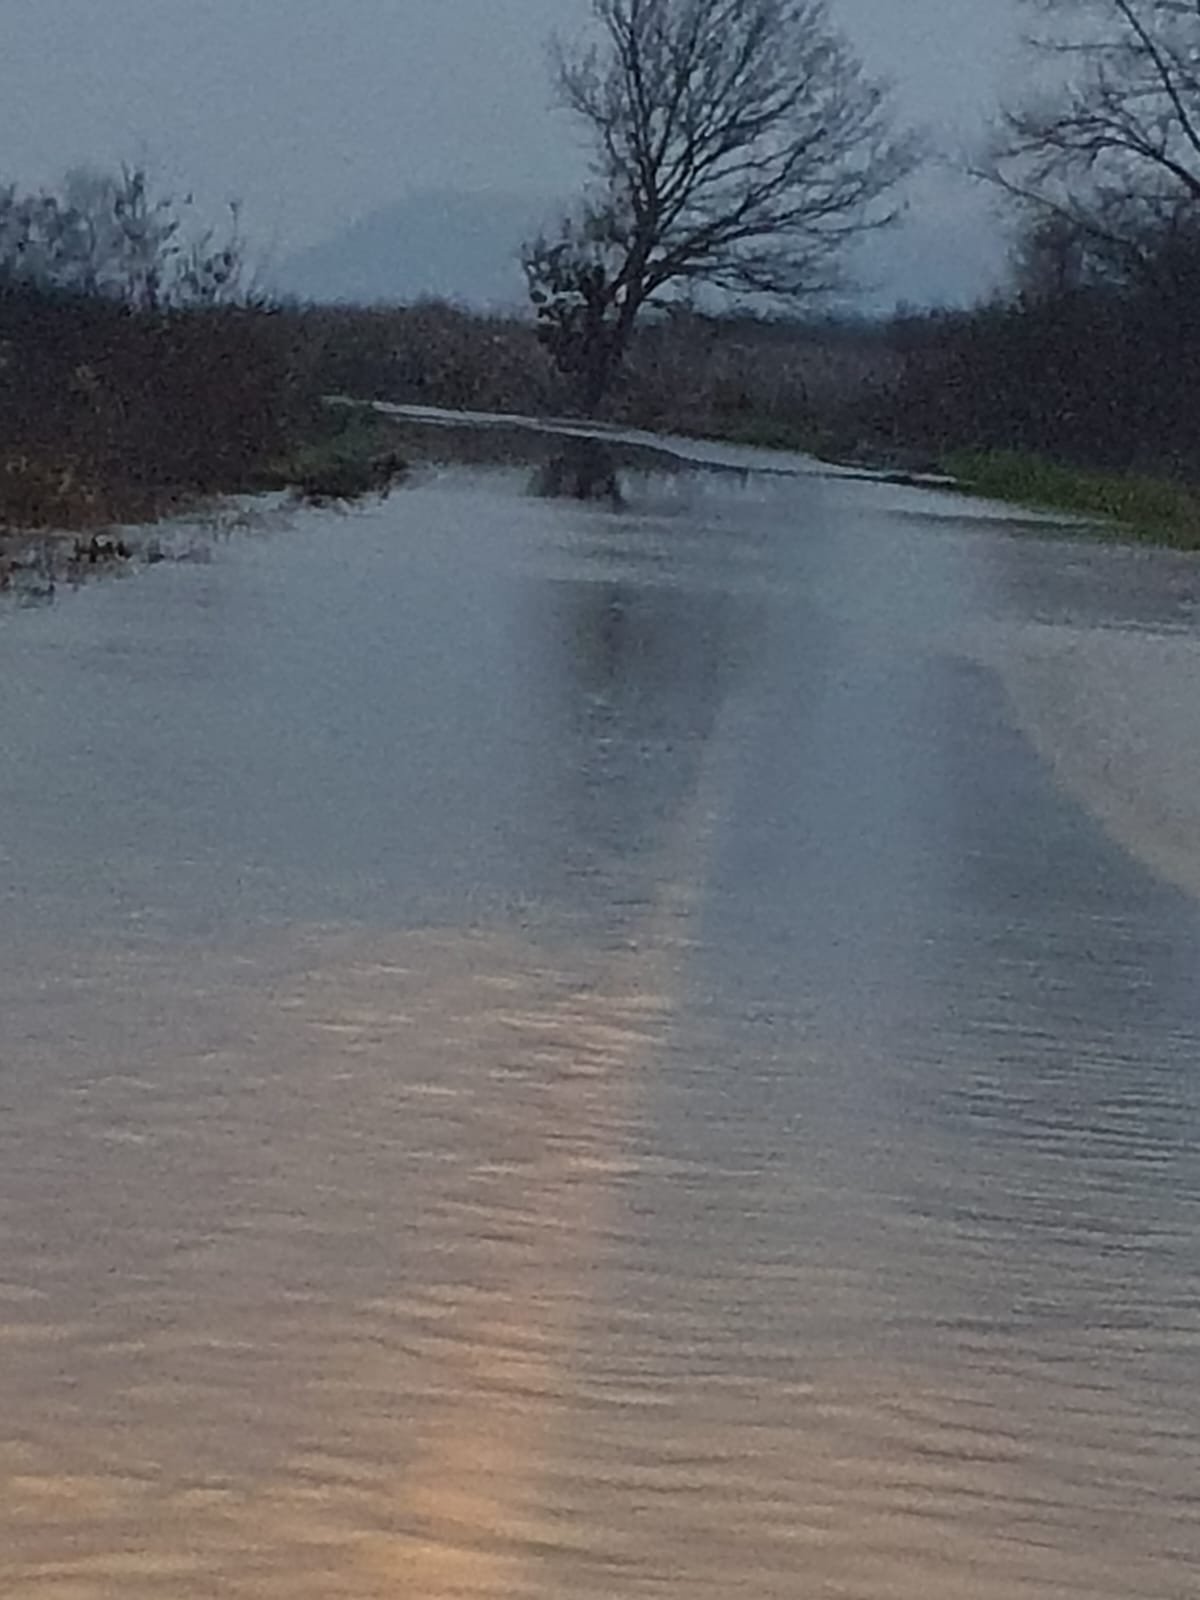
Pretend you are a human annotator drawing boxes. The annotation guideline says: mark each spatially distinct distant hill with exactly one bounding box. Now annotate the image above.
[272,190,552,309]
[272,181,1004,313]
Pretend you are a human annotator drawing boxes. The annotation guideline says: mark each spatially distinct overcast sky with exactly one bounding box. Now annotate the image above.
[0,1,1026,294]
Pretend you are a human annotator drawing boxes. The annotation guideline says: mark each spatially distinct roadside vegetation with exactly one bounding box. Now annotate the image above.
[0,167,410,594]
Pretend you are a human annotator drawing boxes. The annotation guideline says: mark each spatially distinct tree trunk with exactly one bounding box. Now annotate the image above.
[579,290,642,414]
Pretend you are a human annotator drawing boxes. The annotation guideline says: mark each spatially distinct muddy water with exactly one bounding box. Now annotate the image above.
[1,446,1199,1596]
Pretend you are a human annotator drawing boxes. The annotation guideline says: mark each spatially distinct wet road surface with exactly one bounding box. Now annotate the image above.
[1,436,1200,1596]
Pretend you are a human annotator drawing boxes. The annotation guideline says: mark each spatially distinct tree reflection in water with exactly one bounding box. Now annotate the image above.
[530,439,624,507]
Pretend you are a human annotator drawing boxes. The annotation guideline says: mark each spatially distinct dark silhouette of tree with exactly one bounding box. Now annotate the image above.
[523,0,916,410]
[895,2,1200,480]
[991,1,1200,282]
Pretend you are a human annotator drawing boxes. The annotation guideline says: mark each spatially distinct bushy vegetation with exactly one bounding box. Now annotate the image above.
[0,283,303,525]
[0,169,414,543]
[0,166,307,539]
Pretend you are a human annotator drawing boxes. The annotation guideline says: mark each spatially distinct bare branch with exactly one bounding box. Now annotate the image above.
[524,0,917,407]
[990,0,1200,256]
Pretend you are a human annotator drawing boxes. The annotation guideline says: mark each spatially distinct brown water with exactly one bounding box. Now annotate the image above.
[2,445,1199,1596]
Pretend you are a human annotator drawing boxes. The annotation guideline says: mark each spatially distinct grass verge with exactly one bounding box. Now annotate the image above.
[261,404,408,503]
[944,450,1200,550]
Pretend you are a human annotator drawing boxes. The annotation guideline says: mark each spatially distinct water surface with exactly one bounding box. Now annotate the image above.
[2,441,1199,1597]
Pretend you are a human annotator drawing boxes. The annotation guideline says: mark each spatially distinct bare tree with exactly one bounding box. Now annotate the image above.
[991,1,1200,282]
[60,166,181,308]
[0,165,248,309]
[523,0,916,409]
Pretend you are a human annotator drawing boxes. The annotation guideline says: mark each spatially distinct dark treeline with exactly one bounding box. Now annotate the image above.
[9,266,1198,537]
[276,192,1200,481]
[286,276,1200,484]
[285,298,893,448]
[877,236,1200,479]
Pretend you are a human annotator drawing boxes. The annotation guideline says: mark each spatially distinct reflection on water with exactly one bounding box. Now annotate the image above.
[1,454,1200,1596]
[0,501,282,615]
[530,440,624,506]
[0,922,675,1598]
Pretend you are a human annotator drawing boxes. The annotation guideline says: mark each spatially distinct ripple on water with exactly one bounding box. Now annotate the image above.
[0,915,1197,1599]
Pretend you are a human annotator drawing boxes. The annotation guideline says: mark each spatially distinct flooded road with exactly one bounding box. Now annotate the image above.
[2,437,1200,1597]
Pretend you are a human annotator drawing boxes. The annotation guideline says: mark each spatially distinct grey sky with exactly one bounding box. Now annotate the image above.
[0,1,1024,292]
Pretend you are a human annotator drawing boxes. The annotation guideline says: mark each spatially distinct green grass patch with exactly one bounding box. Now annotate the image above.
[265,404,408,503]
[944,450,1200,550]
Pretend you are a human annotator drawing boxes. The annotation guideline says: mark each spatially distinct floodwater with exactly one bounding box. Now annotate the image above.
[2,430,1200,1598]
